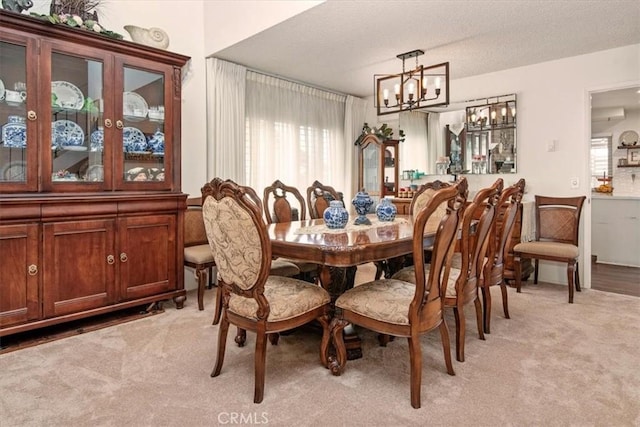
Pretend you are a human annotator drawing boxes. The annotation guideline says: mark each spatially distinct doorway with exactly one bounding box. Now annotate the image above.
[588,83,640,296]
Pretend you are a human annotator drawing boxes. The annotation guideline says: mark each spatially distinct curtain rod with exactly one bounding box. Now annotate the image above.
[209,56,353,99]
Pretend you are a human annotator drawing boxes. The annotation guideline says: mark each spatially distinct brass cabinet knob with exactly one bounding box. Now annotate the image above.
[115,120,124,129]
[120,252,128,262]
[107,255,115,265]
[28,264,38,276]
[27,110,37,121]
[104,119,113,128]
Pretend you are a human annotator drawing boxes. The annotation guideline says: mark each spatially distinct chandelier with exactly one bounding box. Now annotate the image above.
[374,49,449,116]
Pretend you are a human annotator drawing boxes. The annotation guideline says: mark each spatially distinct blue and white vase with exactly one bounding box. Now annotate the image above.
[323,200,349,229]
[90,126,104,152]
[352,191,373,225]
[376,198,397,222]
[1,115,27,148]
[147,128,164,153]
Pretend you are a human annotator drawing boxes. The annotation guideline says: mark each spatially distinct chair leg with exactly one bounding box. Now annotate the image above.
[408,334,422,409]
[474,297,485,341]
[212,285,223,325]
[196,267,206,311]
[575,261,581,292]
[438,321,455,376]
[374,261,384,280]
[481,286,492,334]
[567,262,576,304]
[318,312,331,368]
[254,331,268,404]
[211,315,229,377]
[533,259,539,284]
[514,256,522,294]
[500,281,510,319]
[453,306,465,362]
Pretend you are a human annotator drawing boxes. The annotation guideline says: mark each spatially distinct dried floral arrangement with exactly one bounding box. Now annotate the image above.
[30,0,123,39]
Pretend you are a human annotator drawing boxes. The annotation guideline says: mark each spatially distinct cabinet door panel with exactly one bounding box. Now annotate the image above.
[43,219,116,317]
[119,214,176,300]
[0,224,39,327]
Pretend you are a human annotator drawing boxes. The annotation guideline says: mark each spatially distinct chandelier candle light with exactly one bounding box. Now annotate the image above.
[375,49,449,116]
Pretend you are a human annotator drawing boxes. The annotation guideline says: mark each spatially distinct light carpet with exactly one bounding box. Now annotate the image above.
[1,269,639,426]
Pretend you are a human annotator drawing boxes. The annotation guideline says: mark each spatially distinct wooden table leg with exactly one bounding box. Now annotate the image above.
[318,265,362,360]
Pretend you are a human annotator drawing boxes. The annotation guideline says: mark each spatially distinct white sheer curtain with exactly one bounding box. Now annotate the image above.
[343,95,368,206]
[206,58,246,183]
[401,111,431,174]
[245,71,348,199]
[427,112,444,174]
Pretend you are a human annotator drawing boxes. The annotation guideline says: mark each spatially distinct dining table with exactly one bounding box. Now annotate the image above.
[267,214,440,359]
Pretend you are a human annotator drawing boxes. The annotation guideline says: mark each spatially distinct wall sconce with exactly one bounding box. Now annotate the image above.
[374,49,449,116]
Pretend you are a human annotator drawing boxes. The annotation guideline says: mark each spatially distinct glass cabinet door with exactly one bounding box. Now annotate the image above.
[116,63,168,189]
[0,36,37,190]
[362,141,382,199]
[43,41,111,191]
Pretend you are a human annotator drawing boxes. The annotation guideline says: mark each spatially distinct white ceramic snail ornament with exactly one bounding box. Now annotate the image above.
[124,25,170,50]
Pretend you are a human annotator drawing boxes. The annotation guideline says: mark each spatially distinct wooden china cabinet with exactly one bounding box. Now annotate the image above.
[357,133,399,201]
[0,11,190,337]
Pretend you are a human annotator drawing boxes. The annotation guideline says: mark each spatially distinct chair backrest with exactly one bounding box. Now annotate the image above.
[306,180,342,219]
[202,178,271,310]
[263,180,306,224]
[535,195,586,245]
[484,178,525,284]
[410,177,468,329]
[410,180,451,222]
[184,197,208,248]
[446,179,502,300]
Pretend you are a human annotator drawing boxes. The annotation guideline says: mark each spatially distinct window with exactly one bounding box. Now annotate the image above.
[590,137,612,185]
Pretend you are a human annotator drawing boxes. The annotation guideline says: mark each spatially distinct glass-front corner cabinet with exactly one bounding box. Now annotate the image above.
[0,11,190,337]
[358,134,399,202]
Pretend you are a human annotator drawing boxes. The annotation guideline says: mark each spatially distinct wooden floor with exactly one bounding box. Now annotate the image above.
[590,262,640,297]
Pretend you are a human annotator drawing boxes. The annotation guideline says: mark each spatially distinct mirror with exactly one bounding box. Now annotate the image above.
[399,94,518,175]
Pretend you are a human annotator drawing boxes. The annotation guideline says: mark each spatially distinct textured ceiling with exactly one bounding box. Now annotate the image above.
[214,0,640,100]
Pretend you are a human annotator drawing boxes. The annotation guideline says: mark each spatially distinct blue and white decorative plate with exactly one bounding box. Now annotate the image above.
[51,81,85,110]
[123,126,147,152]
[147,129,164,153]
[52,120,85,147]
[90,127,104,151]
[2,115,27,147]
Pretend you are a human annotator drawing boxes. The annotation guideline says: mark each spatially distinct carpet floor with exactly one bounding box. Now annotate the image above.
[1,272,638,426]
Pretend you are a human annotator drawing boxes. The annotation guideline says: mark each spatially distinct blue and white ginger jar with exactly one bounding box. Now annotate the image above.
[147,128,164,153]
[376,198,397,222]
[323,200,349,229]
[352,191,373,225]
[90,126,104,151]
[1,115,27,148]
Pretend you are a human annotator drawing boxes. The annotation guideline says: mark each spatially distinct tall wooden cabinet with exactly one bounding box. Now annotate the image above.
[357,134,399,200]
[0,11,190,337]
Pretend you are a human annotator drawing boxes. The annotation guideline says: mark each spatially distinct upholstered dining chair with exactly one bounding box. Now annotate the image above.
[392,179,501,362]
[211,183,301,326]
[329,178,468,409]
[183,197,216,311]
[513,195,586,303]
[306,180,343,219]
[374,180,452,280]
[478,178,524,334]
[263,180,318,281]
[202,178,331,404]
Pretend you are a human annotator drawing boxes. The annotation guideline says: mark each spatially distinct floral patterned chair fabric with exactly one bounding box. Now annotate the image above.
[330,178,469,409]
[202,178,331,404]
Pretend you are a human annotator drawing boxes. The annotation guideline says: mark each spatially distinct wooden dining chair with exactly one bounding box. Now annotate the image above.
[183,197,217,311]
[263,180,318,282]
[306,180,343,219]
[513,195,586,303]
[210,182,301,326]
[375,180,452,280]
[392,179,501,362]
[202,178,331,404]
[329,178,468,409]
[479,178,524,334]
